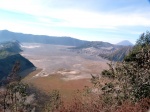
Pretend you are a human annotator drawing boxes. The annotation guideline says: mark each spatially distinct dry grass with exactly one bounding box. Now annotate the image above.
[22,65,112,102]
[22,70,93,102]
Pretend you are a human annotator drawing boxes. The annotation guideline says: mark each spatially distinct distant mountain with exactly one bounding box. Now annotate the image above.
[0,30,87,46]
[0,41,35,80]
[71,41,132,61]
[116,40,133,46]
[73,41,115,49]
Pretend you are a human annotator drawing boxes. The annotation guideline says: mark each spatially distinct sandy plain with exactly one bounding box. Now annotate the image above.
[21,43,109,80]
[21,43,109,98]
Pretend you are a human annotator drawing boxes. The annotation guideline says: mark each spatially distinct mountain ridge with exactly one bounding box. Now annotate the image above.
[0,30,88,46]
[71,41,132,61]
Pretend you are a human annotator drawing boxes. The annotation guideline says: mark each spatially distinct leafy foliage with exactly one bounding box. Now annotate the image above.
[43,90,62,112]
[0,82,33,112]
[98,31,150,104]
[116,98,150,112]
[0,62,35,112]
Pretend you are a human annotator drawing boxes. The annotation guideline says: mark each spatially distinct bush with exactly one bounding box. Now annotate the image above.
[88,31,150,112]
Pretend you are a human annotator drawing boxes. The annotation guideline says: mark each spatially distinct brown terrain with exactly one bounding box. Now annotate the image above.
[21,43,109,99]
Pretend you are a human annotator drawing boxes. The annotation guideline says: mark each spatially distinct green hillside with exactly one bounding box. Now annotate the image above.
[0,41,34,80]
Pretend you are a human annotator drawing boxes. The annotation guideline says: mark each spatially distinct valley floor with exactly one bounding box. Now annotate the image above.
[21,43,109,99]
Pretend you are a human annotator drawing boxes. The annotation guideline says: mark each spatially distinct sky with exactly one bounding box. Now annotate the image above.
[0,0,150,44]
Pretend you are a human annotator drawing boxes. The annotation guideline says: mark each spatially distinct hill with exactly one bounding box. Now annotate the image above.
[0,41,35,80]
[71,41,118,54]
[116,40,133,46]
[0,40,22,58]
[99,46,132,61]
[0,30,87,46]
[71,41,132,61]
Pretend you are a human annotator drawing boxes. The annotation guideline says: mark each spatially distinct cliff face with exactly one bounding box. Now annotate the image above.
[0,41,35,80]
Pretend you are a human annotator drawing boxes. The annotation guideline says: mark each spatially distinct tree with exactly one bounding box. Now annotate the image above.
[0,62,35,112]
[92,31,150,107]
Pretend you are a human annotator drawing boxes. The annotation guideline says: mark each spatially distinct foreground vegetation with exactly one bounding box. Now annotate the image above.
[0,32,150,112]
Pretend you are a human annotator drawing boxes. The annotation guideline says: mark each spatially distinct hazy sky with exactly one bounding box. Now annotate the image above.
[0,0,150,44]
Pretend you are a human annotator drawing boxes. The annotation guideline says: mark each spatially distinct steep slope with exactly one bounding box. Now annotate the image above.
[116,40,133,46]
[71,41,120,55]
[71,41,132,61]
[99,46,132,61]
[0,41,34,80]
[0,30,87,46]
[74,41,114,49]
[0,54,35,80]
